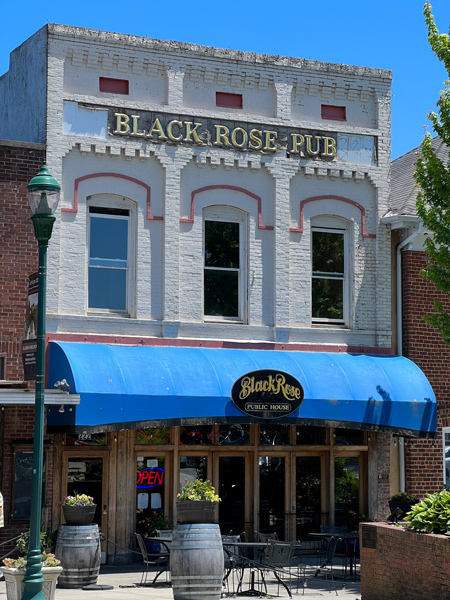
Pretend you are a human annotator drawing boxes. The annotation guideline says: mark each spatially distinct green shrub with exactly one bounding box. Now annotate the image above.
[390,492,418,503]
[406,489,450,534]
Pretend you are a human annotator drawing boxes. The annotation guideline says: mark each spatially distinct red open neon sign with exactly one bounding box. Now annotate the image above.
[136,467,165,488]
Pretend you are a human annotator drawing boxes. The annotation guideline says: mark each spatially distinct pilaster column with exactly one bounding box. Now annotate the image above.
[154,145,193,335]
[264,159,299,337]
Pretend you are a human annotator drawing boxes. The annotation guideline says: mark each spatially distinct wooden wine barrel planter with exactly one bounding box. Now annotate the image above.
[171,524,224,600]
[55,525,101,588]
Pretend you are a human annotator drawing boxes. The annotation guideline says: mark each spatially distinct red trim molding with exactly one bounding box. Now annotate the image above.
[62,173,163,221]
[289,195,376,238]
[47,332,391,355]
[180,185,274,230]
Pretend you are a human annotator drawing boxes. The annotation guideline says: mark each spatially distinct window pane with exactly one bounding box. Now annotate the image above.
[137,428,172,445]
[136,456,167,536]
[205,221,239,268]
[335,456,360,527]
[334,429,365,445]
[179,426,212,445]
[296,456,321,540]
[444,432,450,488]
[259,456,285,538]
[204,270,238,317]
[90,216,128,264]
[296,426,327,445]
[260,425,290,445]
[218,424,250,445]
[312,277,343,320]
[312,231,344,275]
[89,267,127,310]
[180,456,207,490]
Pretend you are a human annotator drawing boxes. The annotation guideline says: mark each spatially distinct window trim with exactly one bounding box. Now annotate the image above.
[87,195,136,317]
[443,428,450,487]
[311,224,348,326]
[202,206,247,324]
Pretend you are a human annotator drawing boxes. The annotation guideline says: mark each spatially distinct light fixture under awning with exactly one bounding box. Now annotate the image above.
[47,342,436,438]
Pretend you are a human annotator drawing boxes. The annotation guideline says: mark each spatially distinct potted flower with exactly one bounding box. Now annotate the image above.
[62,494,96,526]
[1,551,62,600]
[138,511,173,539]
[138,511,173,554]
[344,510,366,532]
[176,479,221,524]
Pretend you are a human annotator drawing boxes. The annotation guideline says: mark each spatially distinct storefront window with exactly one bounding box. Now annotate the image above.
[334,429,365,445]
[180,456,208,491]
[136,428,172,445]
[296,426,326,445]
[260,425,290,445]
[65,433,107,446]
[218,424,250,445]
[13,450,47,519]
[179,426,212,445]
[259,456,285,538]
[136,456,166,536]
[335,456,360,527]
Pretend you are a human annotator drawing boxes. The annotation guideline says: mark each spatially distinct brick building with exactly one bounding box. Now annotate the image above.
[0,141,52,546]
[388,137,450,499]
[0,25,436,563]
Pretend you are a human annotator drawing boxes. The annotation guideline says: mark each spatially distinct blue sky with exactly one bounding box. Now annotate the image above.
[1,0,450,159]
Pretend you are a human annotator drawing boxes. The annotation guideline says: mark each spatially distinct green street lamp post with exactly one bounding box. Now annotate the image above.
[22,164,61,600]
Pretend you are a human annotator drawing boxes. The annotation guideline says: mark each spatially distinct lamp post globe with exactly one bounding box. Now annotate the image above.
[21,164,60,600]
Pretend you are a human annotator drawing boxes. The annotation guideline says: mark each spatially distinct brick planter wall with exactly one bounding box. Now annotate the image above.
[360,522,450,600]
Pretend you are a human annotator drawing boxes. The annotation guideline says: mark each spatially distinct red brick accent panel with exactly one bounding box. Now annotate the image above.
[402,250,450,497]
[360,522,450,600]
[0,143,44,382]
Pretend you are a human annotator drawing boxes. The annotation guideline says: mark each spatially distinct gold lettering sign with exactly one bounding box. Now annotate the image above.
[108,110,373,162]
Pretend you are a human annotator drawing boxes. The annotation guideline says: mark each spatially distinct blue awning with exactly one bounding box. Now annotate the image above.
[47,342,437,437]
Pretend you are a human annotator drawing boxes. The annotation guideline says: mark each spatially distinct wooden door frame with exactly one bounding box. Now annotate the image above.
[60,449,110,559]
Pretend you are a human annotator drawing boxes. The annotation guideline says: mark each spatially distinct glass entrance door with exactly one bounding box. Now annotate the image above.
[259,456,285,539]
[295,456,322,540]
[218,455,246,535]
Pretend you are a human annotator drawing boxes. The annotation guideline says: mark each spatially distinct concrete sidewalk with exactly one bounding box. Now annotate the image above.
[0,564,361,600]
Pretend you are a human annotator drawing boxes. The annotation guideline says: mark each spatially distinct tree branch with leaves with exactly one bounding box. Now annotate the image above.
[415,3,450,343]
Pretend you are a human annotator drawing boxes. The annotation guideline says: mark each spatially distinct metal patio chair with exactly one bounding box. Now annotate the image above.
[299,535,339,595]
[135,532,170,586]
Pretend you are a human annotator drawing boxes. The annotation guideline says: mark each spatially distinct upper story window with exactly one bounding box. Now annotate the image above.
[88,200,134,315]
[99,77,129,95]
[321,104,346,121]
[0,356,4,380]
[203,207,247,322]
[216,92,243,109]
[311,227,347,325]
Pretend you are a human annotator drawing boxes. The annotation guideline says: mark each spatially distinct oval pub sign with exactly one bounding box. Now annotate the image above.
[231,369,304,419]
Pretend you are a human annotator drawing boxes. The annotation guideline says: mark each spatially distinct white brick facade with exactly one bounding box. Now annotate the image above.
[0,24,392,351]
